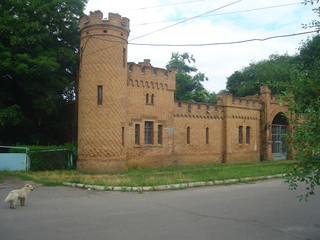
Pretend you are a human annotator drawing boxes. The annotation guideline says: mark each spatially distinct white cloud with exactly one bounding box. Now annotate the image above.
[84,0,317,92]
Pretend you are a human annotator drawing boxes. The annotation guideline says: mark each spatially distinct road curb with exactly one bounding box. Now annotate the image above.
[62,174,286,192]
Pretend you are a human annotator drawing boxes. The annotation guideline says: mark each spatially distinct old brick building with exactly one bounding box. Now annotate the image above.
[77,11,289,173]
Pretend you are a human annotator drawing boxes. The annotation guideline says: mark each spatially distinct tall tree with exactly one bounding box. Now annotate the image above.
[0,0,87,145]
[166,52,216,104]
[226,54,298,97]
[284,36,320,200]
[223,0,320,199]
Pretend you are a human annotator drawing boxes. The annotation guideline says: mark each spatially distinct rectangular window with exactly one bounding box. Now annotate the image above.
[97,86,103,105]
[246,126,250,144]
[158,125,163,144]
[135,124,140,145]
[238,126,243,144]
[144,121,153,144]
[206,128,209,144]
[122,127,125,146]
[187,127,191,144]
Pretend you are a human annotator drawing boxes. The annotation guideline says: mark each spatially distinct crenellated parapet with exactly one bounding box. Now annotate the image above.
[80,11,130,40]
[174,101,223,120]
[270,95,287,106]
[127,59,176,91]
[231,97,262,108]
[216,94,262,109]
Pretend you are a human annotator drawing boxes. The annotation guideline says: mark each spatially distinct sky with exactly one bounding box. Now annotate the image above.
[84,0,318,93]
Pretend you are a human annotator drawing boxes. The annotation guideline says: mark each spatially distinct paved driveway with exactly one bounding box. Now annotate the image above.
[1,178,319,240]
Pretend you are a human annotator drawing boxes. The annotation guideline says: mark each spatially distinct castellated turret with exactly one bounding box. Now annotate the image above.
[77,11,130,173]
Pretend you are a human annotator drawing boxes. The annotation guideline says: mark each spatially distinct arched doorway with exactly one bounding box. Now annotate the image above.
[272,112,288,160]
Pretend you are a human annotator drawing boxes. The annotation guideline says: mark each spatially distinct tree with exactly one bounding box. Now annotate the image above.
[302,0,320,29]
[0,0,87,145]
[284,34,320,200]
[166,52,216,104]
[223,0,320,199]
[226,54,298,97]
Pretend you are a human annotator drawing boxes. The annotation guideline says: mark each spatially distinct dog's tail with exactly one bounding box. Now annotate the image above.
[4,191,16,203]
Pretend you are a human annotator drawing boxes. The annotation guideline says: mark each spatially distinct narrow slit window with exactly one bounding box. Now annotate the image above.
[135,124,140,145]
[144,121,154,144]
[123,48,126,68]
[187,127,191,144]
[239,126,243,144]
[246,126,250,144]
[158,125,163,144]
[122,127,125,146]
[146,93,149,104]
[151,94,154,104]
[97,85,103,105]
[206,127,209,144]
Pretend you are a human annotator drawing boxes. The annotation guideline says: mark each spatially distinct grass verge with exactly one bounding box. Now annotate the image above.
[0,160,292,187]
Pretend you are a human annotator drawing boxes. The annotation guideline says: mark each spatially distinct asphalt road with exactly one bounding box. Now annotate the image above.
[1,179,319,240]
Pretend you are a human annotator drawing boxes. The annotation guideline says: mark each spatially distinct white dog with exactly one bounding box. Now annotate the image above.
[4,184,34,209]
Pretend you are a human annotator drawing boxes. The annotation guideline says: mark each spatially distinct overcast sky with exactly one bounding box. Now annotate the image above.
[84,0,317,93]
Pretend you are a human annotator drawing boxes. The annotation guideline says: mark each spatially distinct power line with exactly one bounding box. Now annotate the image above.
[89,30,318,51]
[129,0,242,42]
[83,30,318,56]
[132,2,301,27]
[128,30,318,47]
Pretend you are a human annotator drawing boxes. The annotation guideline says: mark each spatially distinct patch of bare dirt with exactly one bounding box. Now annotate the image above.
[0,176,41,189]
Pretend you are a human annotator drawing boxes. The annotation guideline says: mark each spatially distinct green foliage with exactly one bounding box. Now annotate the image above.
[225,34,320,199]
[0,105,24,126]
[298,34,320,71]
[0,0,87,145]
[302,0,320,29]
[166,52,216,104]
[226,54,298,97]
[283,1,320,199]
[224,1,320,199]
[284,35,320,200]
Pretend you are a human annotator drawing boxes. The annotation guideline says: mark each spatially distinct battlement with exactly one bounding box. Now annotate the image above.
[80,10,130,33]
[216,94,261,108]
[174,101,223,119]
[128,60,176,91]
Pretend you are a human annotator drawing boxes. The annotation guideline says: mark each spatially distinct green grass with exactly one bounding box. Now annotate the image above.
[0,160,292,187]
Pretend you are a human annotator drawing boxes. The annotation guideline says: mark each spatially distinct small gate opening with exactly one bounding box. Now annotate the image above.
[272,113,288,160]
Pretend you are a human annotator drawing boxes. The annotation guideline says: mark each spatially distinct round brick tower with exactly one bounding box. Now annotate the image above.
[77,11,130,173]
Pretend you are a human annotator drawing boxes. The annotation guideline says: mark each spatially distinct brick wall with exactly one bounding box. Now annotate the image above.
[77,11,289,173]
